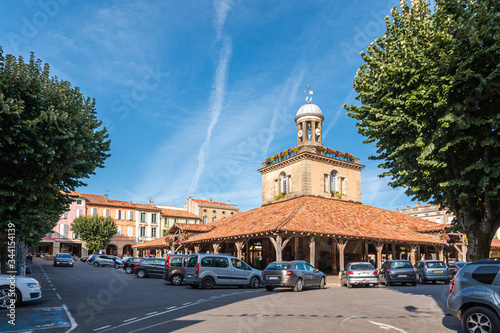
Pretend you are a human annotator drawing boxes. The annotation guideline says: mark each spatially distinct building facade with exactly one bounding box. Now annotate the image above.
[396,203,455,224]
[184,197,239,224]
[156,205,200,236]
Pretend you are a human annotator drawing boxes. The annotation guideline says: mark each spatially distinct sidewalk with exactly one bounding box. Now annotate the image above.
[325,274,341,287]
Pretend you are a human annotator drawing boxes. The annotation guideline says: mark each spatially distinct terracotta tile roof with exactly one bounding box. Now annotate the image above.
[132,237,167,249]
[168,223,214,234]
[192,198,237,209]
[185,196,444,245]
[70,192,160,211]
[110,236,135,241]
[160,209,199,219]
[491,238,500,249]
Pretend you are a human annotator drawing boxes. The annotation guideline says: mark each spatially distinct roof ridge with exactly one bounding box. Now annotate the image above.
[274,196,307,232]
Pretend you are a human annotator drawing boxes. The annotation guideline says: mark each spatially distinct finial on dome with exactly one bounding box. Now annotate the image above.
[305,85,313,104]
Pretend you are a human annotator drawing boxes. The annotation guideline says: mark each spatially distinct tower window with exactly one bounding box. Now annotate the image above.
[279,172,287,194]
[307,122,312,141]
[330,171,337,192]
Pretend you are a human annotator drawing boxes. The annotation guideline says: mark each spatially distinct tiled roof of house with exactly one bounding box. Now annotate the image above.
[69,192,160,211]
[491,238,500,249]
[185,196,444,245]
[160,209,199,219]
[132,237,166,249]
[417,223,451,233]
[192,198,238,209]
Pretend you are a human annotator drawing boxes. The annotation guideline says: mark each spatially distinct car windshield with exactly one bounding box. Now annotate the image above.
[351,264,374,270]
[427,262,446,268]
[390,261,413,269]
[57,254,72,259]
[265,263,291,270]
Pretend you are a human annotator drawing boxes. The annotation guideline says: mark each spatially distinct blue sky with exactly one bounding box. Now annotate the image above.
[0,0,420,212]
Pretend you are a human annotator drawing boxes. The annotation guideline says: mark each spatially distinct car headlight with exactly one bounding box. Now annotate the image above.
[25,283,40,289]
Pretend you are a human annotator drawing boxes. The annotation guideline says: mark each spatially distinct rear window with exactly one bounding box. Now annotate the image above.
[351,264,374,270]
[427,262,446,269]
[265,263,291,270]
[201,257,215,267]
[390,261,413,269]
[472,266,500,285]
[187,256,198,267]
[171,258,183,267]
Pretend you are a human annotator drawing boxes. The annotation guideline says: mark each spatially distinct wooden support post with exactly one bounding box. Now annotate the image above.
[375,242,384,269]
[409,243,418,265]
[308,236,316,267]
[269,235,293,262]
[332,238,338,273]
[235,241,244,259]
[392,243,396,260]
[213,242,221,254]
[336,239,348,271]
[294,237,299,260]
[194,245,199,254]
[364,242,369,262]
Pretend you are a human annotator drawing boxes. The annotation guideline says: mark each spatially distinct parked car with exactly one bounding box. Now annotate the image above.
[262,260,326,292]
[378,260,416,286]
[92,255,117,267]
[0,274,42,308]
[184,253,261,289]
[448,261,467,279]
[123,257,144,274]
[341,262,379,288]
[87,254,98,264]
[163,254,189,286]
[448,258,500,333]
[134,258,167,278]
[53,253,74,267]
[80,256,88,262]
[415,260,450,284]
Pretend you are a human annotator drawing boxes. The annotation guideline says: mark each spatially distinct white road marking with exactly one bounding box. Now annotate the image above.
[56,293,62,300]
[93,325,112,331]
[197,299,205,302]
[123,317,138,322]
[182,302,192,306]
[63,304,78,333]
[166,306,176,310]
[146,312,158,316]
[369,321,408,333]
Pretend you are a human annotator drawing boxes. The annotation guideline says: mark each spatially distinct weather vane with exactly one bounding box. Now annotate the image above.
[305,85,313,104]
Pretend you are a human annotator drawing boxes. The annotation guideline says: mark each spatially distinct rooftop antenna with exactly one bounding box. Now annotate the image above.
[305,85,313,104]
[148,196,153,203]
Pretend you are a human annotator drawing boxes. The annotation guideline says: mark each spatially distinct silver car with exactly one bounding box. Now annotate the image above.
[184,254,261,289]
[92,255,116,267]
[415,260,450,284]
[341,262,379,288]
[262,260,326,292]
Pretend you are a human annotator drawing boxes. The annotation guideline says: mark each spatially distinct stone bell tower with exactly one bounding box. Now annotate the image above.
[258,86,364,206]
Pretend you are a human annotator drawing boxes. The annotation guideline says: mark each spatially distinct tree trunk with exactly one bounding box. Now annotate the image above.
[463,213,496,261]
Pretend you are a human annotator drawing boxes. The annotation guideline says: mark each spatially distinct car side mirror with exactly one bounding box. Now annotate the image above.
[314,269,319,273]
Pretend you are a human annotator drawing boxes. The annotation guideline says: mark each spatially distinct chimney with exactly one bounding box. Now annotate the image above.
[105,194,108,201]
[227,200,231,205]
[416,203,421,207]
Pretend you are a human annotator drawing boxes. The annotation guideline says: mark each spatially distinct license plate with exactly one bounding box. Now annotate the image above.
[186,274,192,278]
[434,270,442,273]
[268,276,279,280]
[398,275,408,277]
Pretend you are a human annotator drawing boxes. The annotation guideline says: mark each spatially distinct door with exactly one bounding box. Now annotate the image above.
[154,259,166,276]
[305,263,321,285]
[231,258,252,285]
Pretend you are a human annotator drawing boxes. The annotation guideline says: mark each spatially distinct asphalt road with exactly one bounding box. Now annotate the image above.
[2,258,464,333]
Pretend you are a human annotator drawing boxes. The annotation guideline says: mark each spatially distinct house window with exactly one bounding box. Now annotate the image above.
[128,211,134,220]
[164,217,169,227]
[152,214,157,223]
[91,208,97,216]
[116,226,121,236]
[436,217,441,223]
[76,199,83,206]
[116,210,121,220]
[103,209,110,217]
[174,218,178,223]
[140,227,146,237]
[141,213,146,222]
[330,171,337,192]
[203,216,207,224]
[76,209,83,217]
[152,228,157,238]
[185,218,189,223]
[60,224,68,238]
[212,217,216,222]
[61,211,68,219]
[127,227,133,237]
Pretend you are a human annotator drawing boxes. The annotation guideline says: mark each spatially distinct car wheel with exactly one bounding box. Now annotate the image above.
[201,277,215,289]
[462,306,499,333]
[265,285,274,292]
[170,274,183,286]
[190,283,199,289]
[0,286,20,308]
[93,261,100,267]
[319,277,326,289]
[136,269,147,278]
[347,281,353,288]
[125,267,133,274]
[114,264,120,269]
[250,276,260,289]
[293,278,303,292]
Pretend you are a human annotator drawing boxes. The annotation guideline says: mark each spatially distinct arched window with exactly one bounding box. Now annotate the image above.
[330,171,337,192]
[279,172,287,193]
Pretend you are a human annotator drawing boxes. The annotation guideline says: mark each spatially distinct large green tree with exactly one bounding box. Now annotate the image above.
[0,48,110,272]
[71,216,117,254]
[344,0,500,260]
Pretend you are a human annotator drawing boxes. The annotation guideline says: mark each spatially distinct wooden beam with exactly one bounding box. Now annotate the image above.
[336,239,348,271]
[375,242,384,269]
[308,236,316,267]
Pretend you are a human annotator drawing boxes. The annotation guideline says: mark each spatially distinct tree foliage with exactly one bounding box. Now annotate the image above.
[344,0,500,260]
[0,48,110,271]
[71,216,117,254]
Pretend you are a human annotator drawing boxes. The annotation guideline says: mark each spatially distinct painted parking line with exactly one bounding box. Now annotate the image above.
[123,317,138,323]
[93,325,111,331]
[0,306,72,333]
